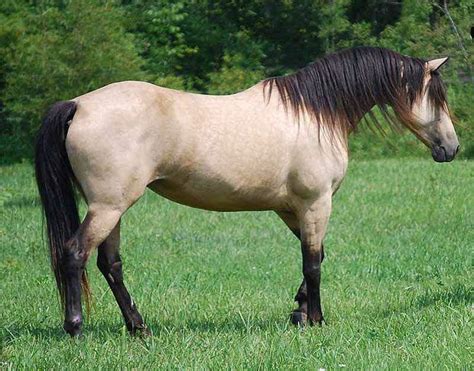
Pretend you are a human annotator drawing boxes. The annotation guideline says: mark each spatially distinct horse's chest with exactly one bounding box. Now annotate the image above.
[288,155,348,199]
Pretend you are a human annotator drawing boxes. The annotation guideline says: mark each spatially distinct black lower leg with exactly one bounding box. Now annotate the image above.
[97,248,147,335]
[302,247,324,325]
[291,239,325,325]
[62,237,85,336]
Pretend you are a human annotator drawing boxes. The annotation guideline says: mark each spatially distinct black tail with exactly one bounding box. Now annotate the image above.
[35,101,90,309]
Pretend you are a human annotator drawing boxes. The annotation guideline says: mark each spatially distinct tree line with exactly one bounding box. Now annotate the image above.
[0,0,472,162]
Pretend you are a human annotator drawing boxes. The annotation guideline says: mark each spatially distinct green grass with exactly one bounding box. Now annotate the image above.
[1,159,473,369]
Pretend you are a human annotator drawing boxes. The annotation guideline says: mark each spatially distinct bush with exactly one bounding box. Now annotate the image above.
[0,0,145,160]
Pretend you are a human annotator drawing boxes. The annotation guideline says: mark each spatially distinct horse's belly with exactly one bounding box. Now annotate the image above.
[147,177,286,212]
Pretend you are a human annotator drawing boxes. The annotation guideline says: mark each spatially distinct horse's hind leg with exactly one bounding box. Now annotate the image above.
[63,206,122,336]
[97,219,149,335]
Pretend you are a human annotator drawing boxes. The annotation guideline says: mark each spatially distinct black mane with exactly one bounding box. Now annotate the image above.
[263,46,447,136]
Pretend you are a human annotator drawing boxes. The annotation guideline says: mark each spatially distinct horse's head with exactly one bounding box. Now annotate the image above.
[409,57,459,162]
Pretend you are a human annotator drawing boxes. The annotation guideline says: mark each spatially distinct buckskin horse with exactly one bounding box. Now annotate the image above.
[35,47,459,336]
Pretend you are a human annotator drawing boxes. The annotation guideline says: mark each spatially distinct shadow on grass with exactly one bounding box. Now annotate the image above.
[413,283,472,309]
[1,315,287,343]
[3,196,40,209]
[2,322,135,343]
[149,316,284,334]
[380,282,472,318]
[1,323,68,343]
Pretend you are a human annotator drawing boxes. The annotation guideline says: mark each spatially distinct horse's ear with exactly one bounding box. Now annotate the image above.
[427,57,449,71]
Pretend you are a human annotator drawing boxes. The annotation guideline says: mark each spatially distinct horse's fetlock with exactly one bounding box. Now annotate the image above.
[294,291,307,303]
[64,315,83,336]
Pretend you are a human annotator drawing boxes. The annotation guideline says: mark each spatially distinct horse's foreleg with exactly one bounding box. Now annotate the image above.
[291,243,325,325]
[298,195,331,326]
[62,206,122,336]
[97,220,149,335]
[276,211,325,325]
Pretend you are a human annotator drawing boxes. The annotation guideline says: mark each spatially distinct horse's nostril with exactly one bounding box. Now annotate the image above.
[456,145,460,154]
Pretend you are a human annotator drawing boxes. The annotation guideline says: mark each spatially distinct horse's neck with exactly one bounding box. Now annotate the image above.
[349,102,378,134]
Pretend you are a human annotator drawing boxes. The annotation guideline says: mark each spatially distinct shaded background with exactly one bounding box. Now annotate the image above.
[0,0,472,163]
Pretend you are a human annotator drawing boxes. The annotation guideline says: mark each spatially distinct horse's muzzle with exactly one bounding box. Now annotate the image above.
[431,144,460,162]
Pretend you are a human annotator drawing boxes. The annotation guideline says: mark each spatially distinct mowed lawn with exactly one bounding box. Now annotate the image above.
[1,159,472,369]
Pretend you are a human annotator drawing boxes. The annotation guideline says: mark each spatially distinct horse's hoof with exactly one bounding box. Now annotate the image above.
[308,317,325,327]
[63,318,83,337]
[130,324,152,337]
[290,310,308,326]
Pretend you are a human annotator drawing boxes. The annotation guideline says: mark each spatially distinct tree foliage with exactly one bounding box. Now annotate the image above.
[1,0,144,159]
[0,0,472,161]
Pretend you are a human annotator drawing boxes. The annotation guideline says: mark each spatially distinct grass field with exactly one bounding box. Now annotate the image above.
[1,159,472,369]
